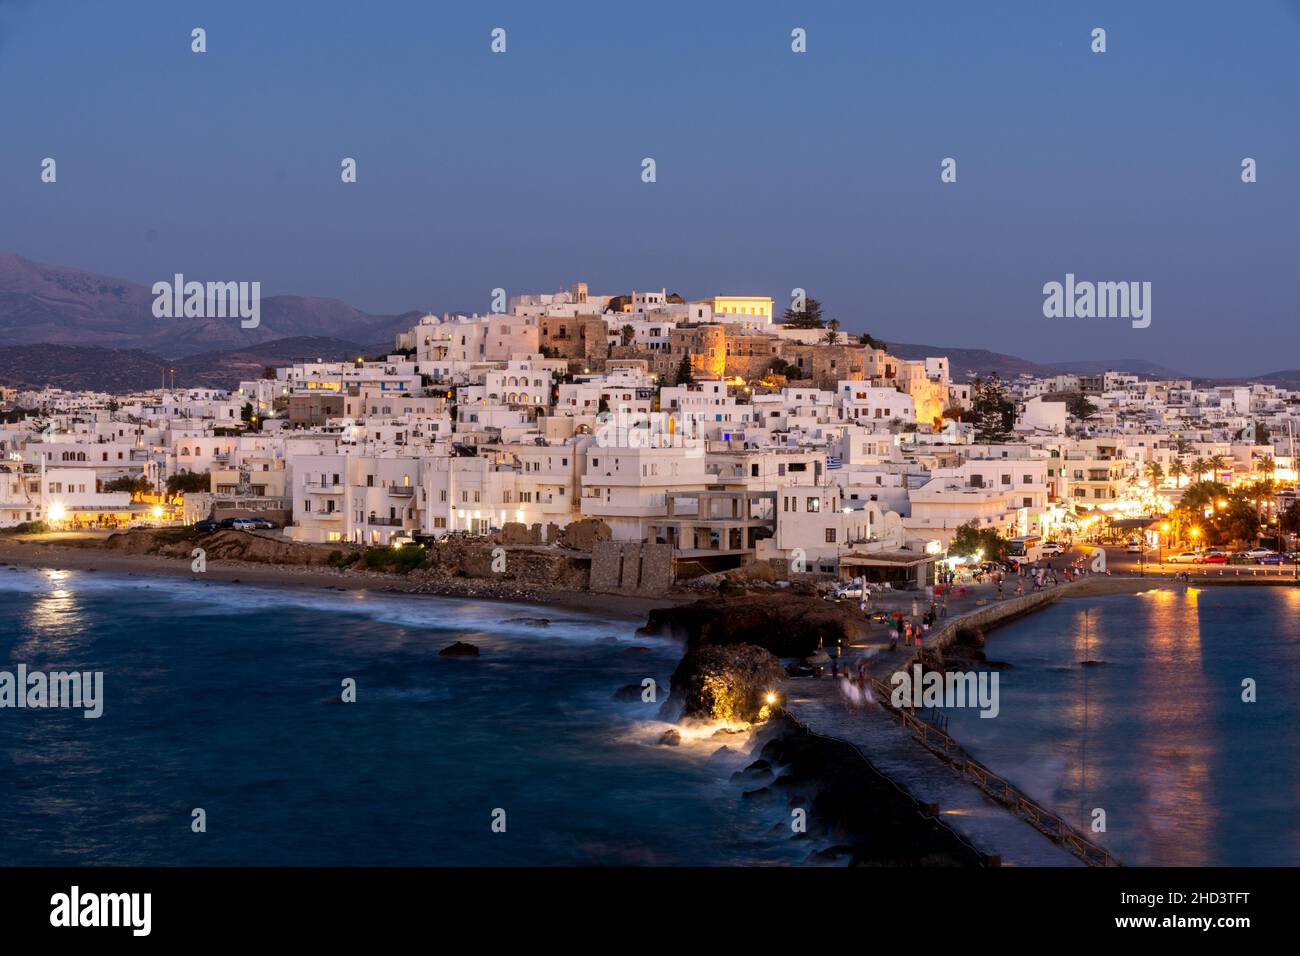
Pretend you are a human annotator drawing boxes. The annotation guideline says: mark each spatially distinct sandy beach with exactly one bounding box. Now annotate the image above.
[0,536,684,622]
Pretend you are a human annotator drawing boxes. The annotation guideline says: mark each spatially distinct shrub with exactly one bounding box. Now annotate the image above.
[1,520,51,535]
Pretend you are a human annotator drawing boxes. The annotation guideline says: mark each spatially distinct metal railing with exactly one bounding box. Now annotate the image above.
[867,675,1120,867]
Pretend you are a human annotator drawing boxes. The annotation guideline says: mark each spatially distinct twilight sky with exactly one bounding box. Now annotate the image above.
[1,0,1297,376]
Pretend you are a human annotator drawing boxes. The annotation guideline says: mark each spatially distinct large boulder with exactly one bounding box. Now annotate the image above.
[439,641,480,657]
[667,643,787,722]
[639,593,869,658]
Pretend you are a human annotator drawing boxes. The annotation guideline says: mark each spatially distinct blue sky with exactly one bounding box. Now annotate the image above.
[2,0,1297,376]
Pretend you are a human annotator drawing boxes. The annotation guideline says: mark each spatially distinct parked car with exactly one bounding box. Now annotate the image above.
[1125,541,1144,554]
[1196,550,1229,564]
[1243,548,1276,560]
[192,519,220,533]
[1166,551,1200,564]
[1257,553,1284,565]
[1041,542,1066,556]
[230,518,258,531]
[390,531,417,548]
[218,517,240,529]
[246,518,277,530]
[831,582,865,600]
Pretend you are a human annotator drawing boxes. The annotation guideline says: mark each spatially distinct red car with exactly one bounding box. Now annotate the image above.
[1196,551,1229,564]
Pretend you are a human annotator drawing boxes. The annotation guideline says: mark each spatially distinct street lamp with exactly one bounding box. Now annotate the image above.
[1160,521,1170,565]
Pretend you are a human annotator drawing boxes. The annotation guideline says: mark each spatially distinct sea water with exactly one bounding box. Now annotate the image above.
[0,567,801,865]
[940,586,1300,866]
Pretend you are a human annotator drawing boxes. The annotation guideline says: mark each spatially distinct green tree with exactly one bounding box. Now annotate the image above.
[620,324,635,347]
[781,296,826,329]
[1065,392,1098,420]
[102,476,152,498]
[857,332,885,350]
[1145,461,1164,485]
[767,357,793,379]
[1169,459,1187,487]
[948,521,1008,562]
[166,471,211,496]
[674,354,695,386]
[1281,502,1300,536]
[971,374,1015,443]
[1174,481,1259,547]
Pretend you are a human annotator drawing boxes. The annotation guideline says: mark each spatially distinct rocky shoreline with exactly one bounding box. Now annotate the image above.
[735,714,987,866]
[640,592,994,865]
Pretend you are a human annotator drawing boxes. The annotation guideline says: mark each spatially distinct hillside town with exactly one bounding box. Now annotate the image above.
[2,282,1297,589]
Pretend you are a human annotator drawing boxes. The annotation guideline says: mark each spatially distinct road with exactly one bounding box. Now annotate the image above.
[1045,543,1300,579]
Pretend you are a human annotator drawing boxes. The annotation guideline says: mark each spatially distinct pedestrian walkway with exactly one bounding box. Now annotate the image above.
[787,677,1081,866]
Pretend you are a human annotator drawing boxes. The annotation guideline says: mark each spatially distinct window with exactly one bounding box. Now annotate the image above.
[807,497,820,513]
[825,528,836,543]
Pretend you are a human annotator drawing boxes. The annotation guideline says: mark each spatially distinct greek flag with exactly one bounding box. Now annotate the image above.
[827,456,842,470]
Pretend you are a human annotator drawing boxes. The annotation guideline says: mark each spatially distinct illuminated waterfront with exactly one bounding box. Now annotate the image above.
[942,586,1300,866]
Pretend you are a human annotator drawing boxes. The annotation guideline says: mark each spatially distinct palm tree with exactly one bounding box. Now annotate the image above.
[1146,462,1165,485]
[823,329,840,345]
[1169,460,1187,487]
[1256,455,1276,480]
[1191,457,1210,482]
[1173,437,1193,457]
[1208,454,1228,481]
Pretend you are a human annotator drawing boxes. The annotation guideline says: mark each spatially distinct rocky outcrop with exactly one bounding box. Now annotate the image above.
[748,716,985,867]
[103,529,334,565]
[418,542,588,590]
[438,641,480,657]
[639,593,869,658]
[666,643,787,722]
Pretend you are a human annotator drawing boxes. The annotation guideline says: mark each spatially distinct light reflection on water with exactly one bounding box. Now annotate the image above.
[943,586,1300,865]
[0,568,802,866]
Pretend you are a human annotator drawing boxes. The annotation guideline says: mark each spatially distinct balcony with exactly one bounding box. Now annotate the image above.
[367,516,404,527]
[388,486,415,497]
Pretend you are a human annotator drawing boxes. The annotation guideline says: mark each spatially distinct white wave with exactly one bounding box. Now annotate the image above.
[0,566,666,646]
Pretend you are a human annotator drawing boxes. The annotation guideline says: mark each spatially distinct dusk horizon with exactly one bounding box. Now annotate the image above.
[3,0,1298,377]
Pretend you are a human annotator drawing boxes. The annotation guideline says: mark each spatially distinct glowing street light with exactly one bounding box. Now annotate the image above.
[47,502,66,524]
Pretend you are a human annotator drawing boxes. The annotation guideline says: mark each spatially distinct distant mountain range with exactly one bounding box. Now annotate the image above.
[0,255,1295,392]
[0,337,374,393]
[884,342,1191,382]
[0,254,421,357]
